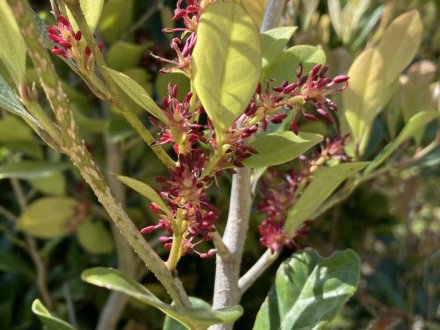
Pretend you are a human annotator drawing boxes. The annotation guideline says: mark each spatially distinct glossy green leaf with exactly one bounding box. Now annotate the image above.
[0,161,68,180]
[82,267,243,329]
[343,48,386,147]
[192,2,262,134]
[0,0,26,84]
[107,42,146,71]
[102,67,168,124]
[16,197,78,238]
[365,111,439,173]
[261,27,297,68]
[32,299,74,330]
[66,0,104,32]
[29,173,66,195]
[243,132,323,168]
[0,75,33,120]
[263,45,326,83]
[377,10,422,86]
[163,297,216,330]
[77,220,114,254]
[116,175,171,218]
[285,162,368,233]
[99,0,134,42]
[253,249,360,330]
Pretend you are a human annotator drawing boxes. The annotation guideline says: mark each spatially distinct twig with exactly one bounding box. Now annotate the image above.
[210,230,231,260]
[63,283,78,328]
[238,249,280,294]
[0,205,18,222]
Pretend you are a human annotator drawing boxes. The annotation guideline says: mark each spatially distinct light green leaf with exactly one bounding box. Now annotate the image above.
[82,267,243,330]
[66,0,104,32]
[0,161,68,180]
[0,75,33,120]
[243,132,323,168]
[253,249,360,330]
[116,175,171,218]
[29,173,66,195]
[261,27,297,68]
[107,42,146,71]
[343,48,386,147]
[77,220,114,254]
[263,45,326,84]
[102,67,168,124]
[242,0,266,28]
[285,162,368,233]
[377,10,422,86]
[0,0,27,84]
[192,2,262,134]
[365,111,439,173]
[0,116,34,141]
[99,0,134,43]
[16,197,78,238]
[32,299,75,330]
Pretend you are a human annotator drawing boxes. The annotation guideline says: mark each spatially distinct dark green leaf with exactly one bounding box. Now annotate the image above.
[253,249,360,330]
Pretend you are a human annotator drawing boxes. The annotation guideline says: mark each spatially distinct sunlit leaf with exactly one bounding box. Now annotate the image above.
[82,267,243,329]
[32,299,74,330]
[0,0,27,84]
[16,197,79,238]
[193,2,262,134]
[261,27,297,68]
[377,10,422,86]
[242,0,267,28]
[285,162,368,233]
[107,42,146,71]
[66,0,104,32]
[243,132,323,168]
[253,249,360,330]
[102,67,168,123]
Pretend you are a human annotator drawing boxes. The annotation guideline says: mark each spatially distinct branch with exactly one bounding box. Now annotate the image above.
[7,0,189,307]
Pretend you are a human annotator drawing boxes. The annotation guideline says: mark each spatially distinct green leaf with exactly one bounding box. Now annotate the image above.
[243,132,323,168]
[102,67,168,124]
[192,2,262,134]
[29,173,66,195]
[163,297,217,330]
[77,220,114,254]
[0,0,27,84]
[365,111,439,173]
[253,249,360,330]
[66,0,104,32]
[116,175,172,218]
[0,75,33,120]
[82,267,243,329]
[261,27,297,68]
[0,116,34,141]
[343,48,387,147]
[377,10,422,86]
[0,161,68,180]
[156,71,190,100]
[16,197,79,238]
[242,0,266,28]
[263,45,326,84]
[32,299,75,330]
[107,42,146,71]
[99,0,134,43]
[285,162,368,233]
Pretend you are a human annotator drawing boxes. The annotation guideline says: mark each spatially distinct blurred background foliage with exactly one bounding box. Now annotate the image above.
[0,0,439,329]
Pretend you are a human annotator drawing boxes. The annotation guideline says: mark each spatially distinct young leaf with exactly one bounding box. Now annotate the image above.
[0,0,27,84]
[102,67,168,124]
[253,249,360,330]
[32,299,75,330]
[16,197,79,238]
[365,111,439,173]
[0,75,34,121]
[66,0,104,32]
[0,161,68,180]
[82,267,243,329]
[377,10,422,86]
[192,2,262,134]
[116,175,171,218]
[242,132,323,168]
[285,162,368,233]
[261,27,297,68]
[343,48,386,147]
[77,220,114,254]
[262,45,326,84]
